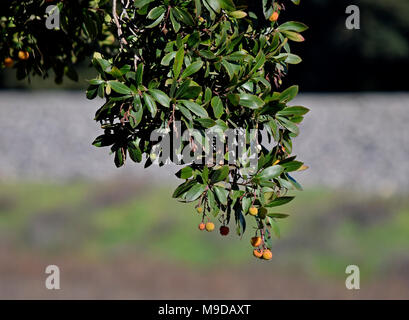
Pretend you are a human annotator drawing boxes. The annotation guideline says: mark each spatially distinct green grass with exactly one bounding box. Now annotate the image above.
[1,182,408,278]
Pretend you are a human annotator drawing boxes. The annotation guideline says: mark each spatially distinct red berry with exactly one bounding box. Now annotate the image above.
[220,226,229,236]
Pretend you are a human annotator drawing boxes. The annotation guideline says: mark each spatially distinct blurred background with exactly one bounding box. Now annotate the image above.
[0,0,409,299]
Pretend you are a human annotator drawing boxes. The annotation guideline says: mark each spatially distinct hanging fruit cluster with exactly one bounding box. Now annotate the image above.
[88,0,309,260]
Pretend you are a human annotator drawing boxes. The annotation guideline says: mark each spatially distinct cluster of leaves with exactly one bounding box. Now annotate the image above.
[0,0,113,83]
[87,0,309,250]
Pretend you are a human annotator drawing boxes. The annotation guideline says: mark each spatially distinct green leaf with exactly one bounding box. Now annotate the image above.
[277,116,300,135]
[202,166,209,183]
[96,58,111,72]
[181,61,204,79]
[194,118,216,128]
[265,196,295,208]
[114,148,125,168]
[170,9,181,32]
[174,7,195,26]
[285,53,302,64]
[143,93,157,117]
[107,81,132,95]
[239,93,265,109]
[194,0,202,16]
[173,46,185,79]
[221,59,237,80]
[229,10,247,19]
[176,166,194,179]
[279,85,299,103]
[281,30,305,42]
[134,0,155,9]
[146,12,165,28]
[267,213,290,219]
[258,165,284,180]
[267,216,281,238]
[205,0,221,13]
[287,173,303,191]
[132,95,144,127]
[213,186,228,205]
[181,100,208,117]
[127,141,142,163]
[269,119,280,141]
[161,52,176,66]
[278,21,308,32]
[280,161,303,172]
[250,51,266,75]
[277,106,310,116]
[172,180,197,198]
[241,197,252,214]
[218,0,235,11]
[92,135,115,148]
[149,89,170,108]
[147,6,166,19]
[185,184,207,202]
[211,96,224,119]
[136,63,144,86]
[177,104,193,121]
[199,50,217,60]
[210,165,229,183]
[88,79,104,85]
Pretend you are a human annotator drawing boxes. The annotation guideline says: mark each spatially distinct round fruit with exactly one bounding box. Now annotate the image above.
[220,226,229,236]
[269,12,279,22]
[250,236,262,247]
[198,222,205,231]
[18,50,29,60]
[4,57,13,68]
[258,207,268,219]
[197,207,203,214]
[249,206,258,216]
[205,222,215,232]
[253,249,263,258]
[262,249,273,260]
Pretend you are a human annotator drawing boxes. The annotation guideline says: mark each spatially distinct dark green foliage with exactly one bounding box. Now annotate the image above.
[87,0,309,248]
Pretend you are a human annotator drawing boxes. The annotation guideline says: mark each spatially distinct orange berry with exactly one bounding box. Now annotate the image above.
[197,207,203,214]
[269,12,279,22]
[249,206,258,216]
[220,226,229,236]
[253,249,263,258]
[250,236,262,247]
[4,57,13,68]
[262,249,273,260]
[205,222,215,232]
[18,50,30,60]
[198,222,205,231]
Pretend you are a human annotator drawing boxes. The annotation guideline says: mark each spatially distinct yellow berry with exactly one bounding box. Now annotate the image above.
[205,222,215,232]
[262,249,273,260]
[249,206,258,216]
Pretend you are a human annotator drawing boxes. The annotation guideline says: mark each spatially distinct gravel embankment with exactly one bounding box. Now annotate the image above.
[0,90,408,192]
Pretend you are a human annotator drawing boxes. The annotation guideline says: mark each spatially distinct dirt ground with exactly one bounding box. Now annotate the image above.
[1,246,408,300]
